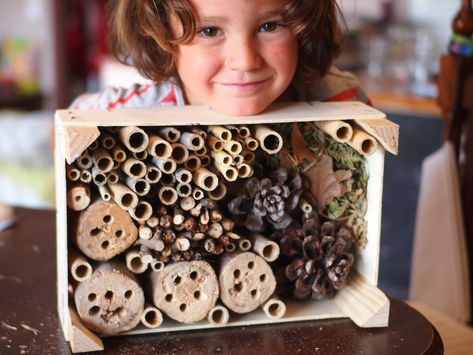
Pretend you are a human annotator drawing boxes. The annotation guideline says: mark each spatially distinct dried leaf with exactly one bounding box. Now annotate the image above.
[304,154,352,212]
[278,147,296,171]
[291,124,315,164]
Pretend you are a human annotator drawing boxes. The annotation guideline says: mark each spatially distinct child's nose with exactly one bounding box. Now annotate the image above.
[225,38,262,71]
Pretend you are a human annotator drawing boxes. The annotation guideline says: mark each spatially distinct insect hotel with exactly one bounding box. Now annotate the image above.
[54,101,399,353]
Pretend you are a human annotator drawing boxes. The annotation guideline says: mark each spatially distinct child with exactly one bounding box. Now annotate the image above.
[71,0,369,114]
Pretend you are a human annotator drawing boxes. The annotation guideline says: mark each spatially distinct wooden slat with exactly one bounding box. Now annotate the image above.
[69,306,104,353]
[355,118,399,155]
[334,271,390,328]
[62,126,100,164]
[56,101,387,128]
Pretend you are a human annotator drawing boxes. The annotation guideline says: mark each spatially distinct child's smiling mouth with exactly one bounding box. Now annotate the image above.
[217,79,270,93]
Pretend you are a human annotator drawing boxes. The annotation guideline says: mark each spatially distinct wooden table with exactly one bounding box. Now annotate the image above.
[0,208,443,354]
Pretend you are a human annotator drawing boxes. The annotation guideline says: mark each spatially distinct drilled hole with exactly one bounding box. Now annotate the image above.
[180,303,187,312]
[90,228,100,236]
[124,290,133,299]
[115,230,124,238]
[105,290,113,300]
[260,274,266,282]
[248,261,254,269]
[234,282,242,292]
[190,271,198,280]
[165,294,173,302]
[103,215,113,223]
[174,275,182,285]
[251,289,258,298]
[89,306,100,316]
[234,269,241,279]
[101,240,110,249]
[194,290,201,299]
[88,293,97,302]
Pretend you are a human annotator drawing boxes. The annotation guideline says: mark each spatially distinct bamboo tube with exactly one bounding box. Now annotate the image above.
[108,183,139,210]
[224,242,236,252]
[238,125,250,138]
[192,188,204,201]
[66,165,80,181]
[137,236,165,252]
[139,225,153,240]
[75,200,138,261]
[238,238,252,252]
[183,154,201,172]
[170,143,189,164]
[180,196,196,211]
[222,140,243,155]
[251,234,280,262]
[92,149,114,173]
[173,207,185,225]
[204,239,216,253]
[244,137,259,151]
[191,127,207,139]
[193,167,219,191]
[88,139,99,151]
[252,125,283,154]
[207,135,224,151]
[208,126,231,142]
[126,248,149,274]
[112,160,121,170]
[121,158,147,179]
[241,150,255,164]
[318,120,353,143]
[92,166,107,186]
[76,152,93,170]
[119,126,149,153]
[106,171,119,184]
[207,304,230,326]
[158,186,178,206]
[208,222,223,239]
[195,146,208,157]
[112,146,127,162]
[214,161,238,182]
[347,127,378,156]
[152,157,177,174]
[148,261,219,323]
[67,183,91,211]
[176,183,192,198]
[299,198,313,215]
[219,252,276,314]
[146,217,160,228]
[180,132,205,151]
[175,168,192,184]
[69,251,93,282]
[100,134,116,150]
[200,155,210,168]
[210,150,232,165]
[129,201,153,223]
[262,295,286,319]
[98,184,111,201]
[80,170,92,183]
[193,232,205,241]
[158,127,181,143]
[148,135,173,159]
[125,177,151,196]
[208,182,227,201]
[174,237,190,251]
[141,305,164,329]
[150,258,165,272]
[132,150,148,160]
[237,163,253,178]
[74,262,144,335]
[210,210,223,222]
[223,222,236,233]
[233,154,244,165]
[160,173,176,186]
[145,166,162,184]
[225,125,240,138]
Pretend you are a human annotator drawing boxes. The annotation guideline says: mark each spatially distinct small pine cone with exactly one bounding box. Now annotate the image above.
[160,214,172,229]
[162,229,176,244]
[183,216,197,231]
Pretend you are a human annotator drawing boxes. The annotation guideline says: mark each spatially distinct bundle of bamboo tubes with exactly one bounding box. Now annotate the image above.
[65,120,379,336]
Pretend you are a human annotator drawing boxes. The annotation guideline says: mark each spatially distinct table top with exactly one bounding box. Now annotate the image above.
[0,208,443,354]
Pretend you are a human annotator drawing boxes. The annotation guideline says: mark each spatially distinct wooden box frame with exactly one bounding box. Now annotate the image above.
[55,101,398,352]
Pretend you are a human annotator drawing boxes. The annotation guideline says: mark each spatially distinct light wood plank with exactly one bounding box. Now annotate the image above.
[62,125,100,164]
[69,307,104,353]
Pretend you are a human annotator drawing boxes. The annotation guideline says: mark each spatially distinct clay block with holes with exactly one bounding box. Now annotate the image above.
[75,200,138,261]
[149,260,219,323]
[74,262,145,335]
[219,252,276,314]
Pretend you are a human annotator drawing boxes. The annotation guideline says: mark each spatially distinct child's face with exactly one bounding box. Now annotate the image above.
[172,0,298,116]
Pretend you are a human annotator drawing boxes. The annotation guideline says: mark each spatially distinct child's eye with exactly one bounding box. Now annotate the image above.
[259,22,283,33]
[198,27,221,38]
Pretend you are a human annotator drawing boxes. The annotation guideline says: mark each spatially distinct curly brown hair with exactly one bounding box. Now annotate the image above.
[107,0,345,85]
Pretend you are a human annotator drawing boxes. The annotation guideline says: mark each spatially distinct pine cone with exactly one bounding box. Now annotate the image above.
[282,219,355,300]
[228,168,302,232]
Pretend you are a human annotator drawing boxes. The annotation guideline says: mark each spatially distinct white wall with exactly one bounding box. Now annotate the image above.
[0,0,55,97]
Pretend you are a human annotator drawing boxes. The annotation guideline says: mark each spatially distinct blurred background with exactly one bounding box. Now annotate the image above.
[0,0,456,299]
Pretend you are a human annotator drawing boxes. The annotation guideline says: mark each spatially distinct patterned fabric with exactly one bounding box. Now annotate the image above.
[69,67,369,110]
